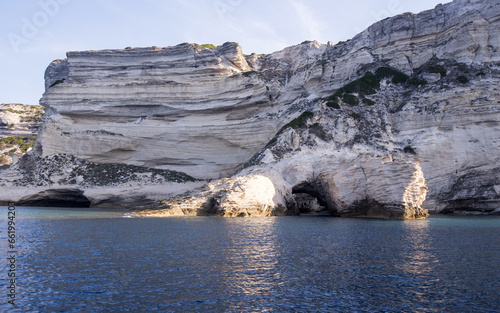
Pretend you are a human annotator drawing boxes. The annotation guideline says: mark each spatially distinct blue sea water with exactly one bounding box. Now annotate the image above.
[1,207,499,312]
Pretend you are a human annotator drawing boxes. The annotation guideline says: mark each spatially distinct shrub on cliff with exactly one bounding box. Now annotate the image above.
[328,66,409,111]
[326,99,340,109]
[340,71,379,96]
[428,64,447,76]
[407,78,428,87]
[0,136,35,152]
[362,98,375,106]
[375,67,409,84]
[284,111,314,130]
[194,43,217,50]
[343,94,359,106]
[404,146,417,154]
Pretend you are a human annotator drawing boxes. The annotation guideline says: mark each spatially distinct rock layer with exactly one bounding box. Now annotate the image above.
[137,155,429,219]
[38,42,280,179]
[1,0,498,216]
[0,103,44,166]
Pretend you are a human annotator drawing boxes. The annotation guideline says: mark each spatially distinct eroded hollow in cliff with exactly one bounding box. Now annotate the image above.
[17,188,92,208]
[292,182,331,215]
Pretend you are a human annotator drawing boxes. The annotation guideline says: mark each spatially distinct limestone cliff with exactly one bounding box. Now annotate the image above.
[37,42,272,179]
[1,0,499,217]
[0,104,44,166]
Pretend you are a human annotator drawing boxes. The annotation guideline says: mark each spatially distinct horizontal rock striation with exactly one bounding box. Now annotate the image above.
[0,103,44,166]
[38,42,282,179]
[2,0,497,216]
[137,154,430,218]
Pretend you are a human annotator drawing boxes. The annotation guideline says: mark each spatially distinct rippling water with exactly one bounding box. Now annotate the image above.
[1,207,499,312]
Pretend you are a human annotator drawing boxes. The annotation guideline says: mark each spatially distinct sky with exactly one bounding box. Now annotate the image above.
[1,0,450,106]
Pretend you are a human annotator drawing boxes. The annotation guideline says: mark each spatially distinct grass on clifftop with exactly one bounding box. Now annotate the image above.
[0,104,45,124]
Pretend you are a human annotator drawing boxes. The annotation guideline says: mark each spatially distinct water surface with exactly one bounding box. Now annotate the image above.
[1,207,499,312]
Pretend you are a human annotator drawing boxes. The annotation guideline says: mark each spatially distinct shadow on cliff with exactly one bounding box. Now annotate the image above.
[17,188,91,208]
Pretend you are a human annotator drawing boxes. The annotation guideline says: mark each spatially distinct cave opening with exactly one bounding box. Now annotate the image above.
[17,188,92,208]
[292,181,331,216]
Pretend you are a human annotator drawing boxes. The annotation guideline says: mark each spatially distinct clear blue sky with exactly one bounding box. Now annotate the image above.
[1,0,449,106]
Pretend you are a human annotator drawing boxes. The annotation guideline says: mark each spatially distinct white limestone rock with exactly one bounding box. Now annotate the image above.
[1,0,497,217]
[0,104,44,166]
[0,104,43,138]
[38,42,283,179]
[136,172,294,217]
[139,153,429,219]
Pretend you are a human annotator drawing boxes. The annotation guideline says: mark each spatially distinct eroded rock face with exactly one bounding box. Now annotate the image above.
[137,172,294,217]
[138,155,429,218]
[38,42,280,180]
[0,104,44,166]
[4,0,498,216]
[41,0,499,180]
[17,188,91,207]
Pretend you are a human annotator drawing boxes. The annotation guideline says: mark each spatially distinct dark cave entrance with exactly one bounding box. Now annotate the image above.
[17,188,92,208]
[292,181,331,215]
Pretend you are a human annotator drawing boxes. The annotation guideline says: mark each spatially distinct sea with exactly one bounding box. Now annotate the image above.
[1,206,499,312]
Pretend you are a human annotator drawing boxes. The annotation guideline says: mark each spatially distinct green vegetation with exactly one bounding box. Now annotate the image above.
[326,99,340,109]
[404,146,417,155]
[362,98,375,106]
[407,77,428,87]
[428,64,447,76]
[262,111,315,150]
[192,43,217,50]
[350,112,361,120]
[283,111,314,130]
[339,71,379,96]
[343,94,359,106]
[457,63,470,73]
[301,40,312,44]
[177,42,217,49]
[21,116,43,122]
[0,108,25,114]
[457,76,469,84]
[7,148,17,156]
[327,66,410,110]
[1,105,44,117]
[375,67,409,84]
[0,136,36,152]
[199,43,216,49]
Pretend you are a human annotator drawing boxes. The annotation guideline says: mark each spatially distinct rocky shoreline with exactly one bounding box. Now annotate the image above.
[0,0,499,218]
